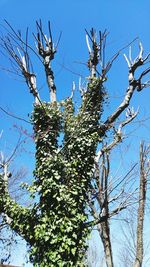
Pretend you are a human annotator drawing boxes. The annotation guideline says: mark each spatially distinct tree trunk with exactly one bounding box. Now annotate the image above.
[98,221,114,267]
[133,143,148,267]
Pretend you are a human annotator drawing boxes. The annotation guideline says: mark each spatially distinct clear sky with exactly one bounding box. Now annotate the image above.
[0,0,150,266]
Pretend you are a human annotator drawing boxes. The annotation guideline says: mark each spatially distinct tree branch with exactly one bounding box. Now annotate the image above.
[99,44,150,136]
[0,106,30,124]
[0,24,41,104]
[0,153,36,244]
[34,20,57,102]
[95,108,139,163]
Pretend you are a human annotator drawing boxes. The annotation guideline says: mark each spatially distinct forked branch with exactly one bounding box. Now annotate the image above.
[85,29,109,78]
[33,20,60,102]
[95,107,139,163]
[99,42,150,136]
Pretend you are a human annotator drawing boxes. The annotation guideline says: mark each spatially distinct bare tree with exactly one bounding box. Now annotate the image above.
[117,143,150,267]
[83,28,150,267]
[87,142,150,267]
[88,146,138,267]
[0,21,149,266]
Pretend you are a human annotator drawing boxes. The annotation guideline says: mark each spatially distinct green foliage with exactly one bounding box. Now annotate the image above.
[0,77,106,266]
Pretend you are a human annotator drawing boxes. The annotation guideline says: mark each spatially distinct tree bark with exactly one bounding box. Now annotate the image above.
[133,143,148,267]
[98,221,114,267]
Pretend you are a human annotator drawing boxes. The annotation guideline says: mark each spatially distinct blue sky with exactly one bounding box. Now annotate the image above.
[0,0,150,135]
[0,0,150,266]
